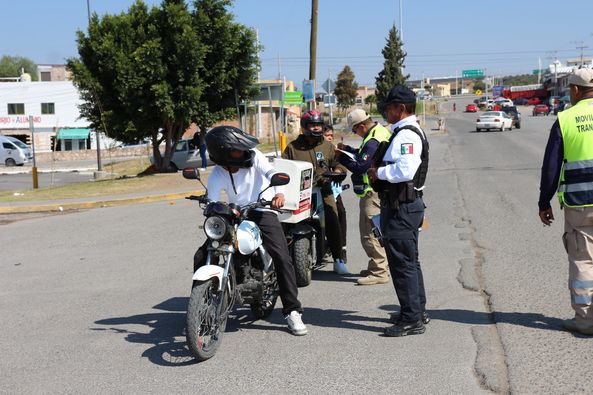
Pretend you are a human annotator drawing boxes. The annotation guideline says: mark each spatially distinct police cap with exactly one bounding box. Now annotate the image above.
[383,85,416,106]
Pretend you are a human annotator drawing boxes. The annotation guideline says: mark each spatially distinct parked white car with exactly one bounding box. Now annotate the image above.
[150,138,201,171]
[494,97,514,107]
[476,111,514,132]
[0,135,33,166]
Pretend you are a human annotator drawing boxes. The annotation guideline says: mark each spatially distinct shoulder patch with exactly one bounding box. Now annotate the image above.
[401,143,413,155]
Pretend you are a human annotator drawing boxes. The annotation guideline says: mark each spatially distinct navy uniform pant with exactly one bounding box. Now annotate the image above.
[380,197,427,322]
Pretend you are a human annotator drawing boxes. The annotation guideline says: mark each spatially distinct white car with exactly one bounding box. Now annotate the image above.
[494,97,514,107]
[476,111,514,132]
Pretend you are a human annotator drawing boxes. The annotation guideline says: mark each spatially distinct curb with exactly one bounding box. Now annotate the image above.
[0,167,96,175]
[0,190,202,214]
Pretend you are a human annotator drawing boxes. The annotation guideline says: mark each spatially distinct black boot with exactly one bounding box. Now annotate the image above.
[384,320,425,337]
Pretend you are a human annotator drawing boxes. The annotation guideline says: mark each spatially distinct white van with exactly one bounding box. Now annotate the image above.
[0,135,33,166]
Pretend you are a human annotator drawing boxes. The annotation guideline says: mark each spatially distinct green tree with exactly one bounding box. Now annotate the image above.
[334,65,358,109]
[0,56,38,81]
[192,0,261,130]
[375,25,408,109]
[473,79,485,92]
[67,0,260,172]
[365,94,377,113]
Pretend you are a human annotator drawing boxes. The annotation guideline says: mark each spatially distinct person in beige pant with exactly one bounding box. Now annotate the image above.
[337,109,390,285]
[539,68,593,335]
[359,190,389,281]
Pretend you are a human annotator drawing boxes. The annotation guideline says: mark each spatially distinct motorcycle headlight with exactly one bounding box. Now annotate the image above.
[204,216,228,240]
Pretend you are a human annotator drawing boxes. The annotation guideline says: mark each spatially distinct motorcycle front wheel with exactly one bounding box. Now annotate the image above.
[186,279,229,362]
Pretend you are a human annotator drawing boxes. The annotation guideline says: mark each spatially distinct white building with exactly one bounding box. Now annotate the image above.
[0,80,114,152]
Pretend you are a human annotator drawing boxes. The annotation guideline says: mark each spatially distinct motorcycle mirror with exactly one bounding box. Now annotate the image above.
[269,172,290,187]
[182,167,200,180]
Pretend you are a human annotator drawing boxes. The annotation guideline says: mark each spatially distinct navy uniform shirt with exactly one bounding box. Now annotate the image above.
[538,120,563,211]
[337,123,381,175]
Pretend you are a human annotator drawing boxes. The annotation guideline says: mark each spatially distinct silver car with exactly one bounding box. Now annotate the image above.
[476,111,513,132]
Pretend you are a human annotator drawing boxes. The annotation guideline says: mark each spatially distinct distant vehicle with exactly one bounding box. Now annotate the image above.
[527,97,542,106]
[0,135,33,166]
[500,106,521,129]
[150,138,201,171]
[476,111,514,132]
[494,98,514,107]
[533,104,550,116]
[466,103,478,112]
[514,98,529,105]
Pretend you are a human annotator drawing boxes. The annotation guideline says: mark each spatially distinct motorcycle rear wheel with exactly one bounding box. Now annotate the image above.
[186,279,229,362]
[293,237,313,287]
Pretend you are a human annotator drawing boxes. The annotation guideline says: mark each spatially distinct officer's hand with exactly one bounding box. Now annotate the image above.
[367,167,378,183]
[337,143,346,150]
[539,208,554,226]
[272,193,285,209]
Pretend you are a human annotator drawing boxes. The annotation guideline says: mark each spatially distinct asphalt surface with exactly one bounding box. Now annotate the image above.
[1,101,591,393]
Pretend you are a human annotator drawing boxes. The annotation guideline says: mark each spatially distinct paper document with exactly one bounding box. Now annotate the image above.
[336,148,356,161]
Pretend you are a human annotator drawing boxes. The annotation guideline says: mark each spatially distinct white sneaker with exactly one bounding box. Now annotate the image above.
[199,167,207,171]
[333,258,349,274]
[285,311,308,336]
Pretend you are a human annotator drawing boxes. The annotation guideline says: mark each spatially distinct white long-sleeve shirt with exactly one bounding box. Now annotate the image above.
[207,149,282,206]
[377,115,425,183]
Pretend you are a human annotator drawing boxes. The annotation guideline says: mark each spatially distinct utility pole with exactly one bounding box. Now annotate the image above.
[308,0,318,110]
[576,42,588,66]
[399,0,403,42]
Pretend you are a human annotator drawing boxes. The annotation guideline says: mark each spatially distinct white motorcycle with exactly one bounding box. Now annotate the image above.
[182,167,290,362]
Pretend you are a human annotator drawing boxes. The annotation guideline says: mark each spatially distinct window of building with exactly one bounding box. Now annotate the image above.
[41,103,55,114]
[40,71,51,81]
[7,103,25,115]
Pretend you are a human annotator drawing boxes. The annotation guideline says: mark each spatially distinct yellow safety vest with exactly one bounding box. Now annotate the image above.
[557,98,593,207]
[355,123,391,198]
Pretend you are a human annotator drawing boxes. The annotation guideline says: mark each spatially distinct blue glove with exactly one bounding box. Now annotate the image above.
[331,182,343,199]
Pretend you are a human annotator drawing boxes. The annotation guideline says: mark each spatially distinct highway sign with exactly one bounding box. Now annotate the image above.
[475,89,482,96]
[532,69,547,75]
[462,69,484,79]
[284,91,303,104]
[322,78,335,93]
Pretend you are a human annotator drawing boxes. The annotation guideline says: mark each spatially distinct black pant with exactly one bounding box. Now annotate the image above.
[336,195,347,247]
[194,211,302,316]
[380,197,427,322]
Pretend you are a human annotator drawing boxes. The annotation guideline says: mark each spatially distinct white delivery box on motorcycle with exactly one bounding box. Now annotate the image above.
[272,158,313,224]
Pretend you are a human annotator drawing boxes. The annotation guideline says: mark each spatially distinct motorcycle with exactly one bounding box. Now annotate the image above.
[182,167,290,362]
[282,171,348,287]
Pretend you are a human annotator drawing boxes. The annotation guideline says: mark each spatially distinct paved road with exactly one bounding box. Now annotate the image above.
[1,101,590,393]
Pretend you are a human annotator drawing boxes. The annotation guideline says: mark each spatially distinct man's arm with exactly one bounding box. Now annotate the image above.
[538,120,563,211]
[337,139,379,175]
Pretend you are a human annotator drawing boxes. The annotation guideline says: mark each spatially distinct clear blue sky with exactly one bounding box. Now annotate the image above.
[2,0,593,86]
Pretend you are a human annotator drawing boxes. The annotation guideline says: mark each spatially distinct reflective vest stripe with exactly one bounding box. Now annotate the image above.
[355,124,391,198]
[557,98,593,207]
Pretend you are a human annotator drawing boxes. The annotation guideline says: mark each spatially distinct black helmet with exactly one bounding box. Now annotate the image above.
[300,109,324,137]
[205,125,259,168]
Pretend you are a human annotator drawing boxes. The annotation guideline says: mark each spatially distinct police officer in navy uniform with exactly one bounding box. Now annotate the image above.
[368,85,430,337]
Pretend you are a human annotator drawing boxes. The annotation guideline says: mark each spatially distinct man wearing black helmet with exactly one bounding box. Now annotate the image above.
[197,125,307,336]
[368,85,430,337]
[282,110,349,275]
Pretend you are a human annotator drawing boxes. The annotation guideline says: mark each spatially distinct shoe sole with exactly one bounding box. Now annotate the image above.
[383,327,426,337]
[357,280,390,285]
[290,329,308,336]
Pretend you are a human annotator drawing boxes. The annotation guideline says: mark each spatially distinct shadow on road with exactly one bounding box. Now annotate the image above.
[311,270,359,284]
[378,305,564,332]
[92,296,395,366]
[92,296,197,367]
